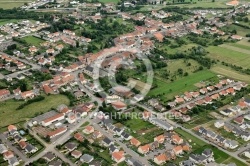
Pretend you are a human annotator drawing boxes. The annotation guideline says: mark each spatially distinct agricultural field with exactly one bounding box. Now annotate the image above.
[165,0,231,8]
[221,24,250,37]
[21,36,45,47]
[210,65,250,83]
[148,70,217,101]
[175,128,248,166]
[207,46,250,68]
[0,94,69,128]
[0,0,32,9]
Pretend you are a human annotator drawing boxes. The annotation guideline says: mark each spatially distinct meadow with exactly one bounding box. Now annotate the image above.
[22,36,45,47]
[207,46,250,68]
[148,70,216,101]
[0,94,69,128]
[165,0,231,8]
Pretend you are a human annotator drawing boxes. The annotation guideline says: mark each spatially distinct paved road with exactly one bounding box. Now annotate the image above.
[0,52,41,79]
[135,89,249,165]
[0,133,29,163]
[91,122,151,166]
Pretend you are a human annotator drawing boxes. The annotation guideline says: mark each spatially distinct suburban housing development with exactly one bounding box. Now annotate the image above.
[0,0,250,166]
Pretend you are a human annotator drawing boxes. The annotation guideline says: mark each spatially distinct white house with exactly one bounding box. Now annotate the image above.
[214,120,225,128]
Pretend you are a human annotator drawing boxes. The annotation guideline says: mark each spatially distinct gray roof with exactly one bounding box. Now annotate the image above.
[80,154,94,163]
[202,149,213,157]
[8,156,19,165]
[103,137,112,145]
[0,144,7,153]
[49,160,62,166]
[89,160,102,166]
[65,142,77,150]
[181,160,195,166]
[126,158,144,166]
[109,144,118,152]
[43,152,56,161]
[149,118,173,130]
[25,144,35,152]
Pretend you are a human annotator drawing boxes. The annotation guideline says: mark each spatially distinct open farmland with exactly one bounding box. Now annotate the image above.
[210,65,250,83]
[0,0,32,9]
[165,0,231,8]
[0,94,69,128]
[207,46,250,68]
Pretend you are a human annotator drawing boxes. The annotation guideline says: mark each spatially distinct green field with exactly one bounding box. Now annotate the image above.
[148,70,216,101]
[0,19,19,25]
[98,0,120,2]
[210,65,250,83]
[165,0,231,8]
[228,42,250,51]
[22,36,45,46]
[0,94,69,128]
[182,113,215,129]
[175,128,248,166]
[207,46,250,68]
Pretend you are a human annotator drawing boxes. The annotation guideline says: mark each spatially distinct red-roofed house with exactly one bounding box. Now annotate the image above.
[112,151,125,163]
[41,113,65,126]
[138,144,150,154]
[154,135,165,144]
[154,154,168,165]
[0,89,10,99]
[47,127,67,138]
[83,126,94,134]
[130,137,141,147]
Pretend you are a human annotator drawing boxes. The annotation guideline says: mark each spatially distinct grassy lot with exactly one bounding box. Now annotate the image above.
[22,36,45,47]
[165,0,230,8]
[0,2,27,9]
[98,0,120,3]
[148,70,216,101]
[207,46,250,68]
[0,19,19,25]
[175,128,248,166]
[210,65,250,83]
[221,24,250,37]
[0,94,69,128]
[123,117,155,132]
[182,112,216,129]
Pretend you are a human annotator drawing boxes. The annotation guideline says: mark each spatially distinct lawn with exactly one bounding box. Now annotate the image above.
[123,117,155,132]
[175,128,248,166]
[0,94,69,128]
[22,36,45,47]
[148,70,216,101]
[207,46,250,68]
